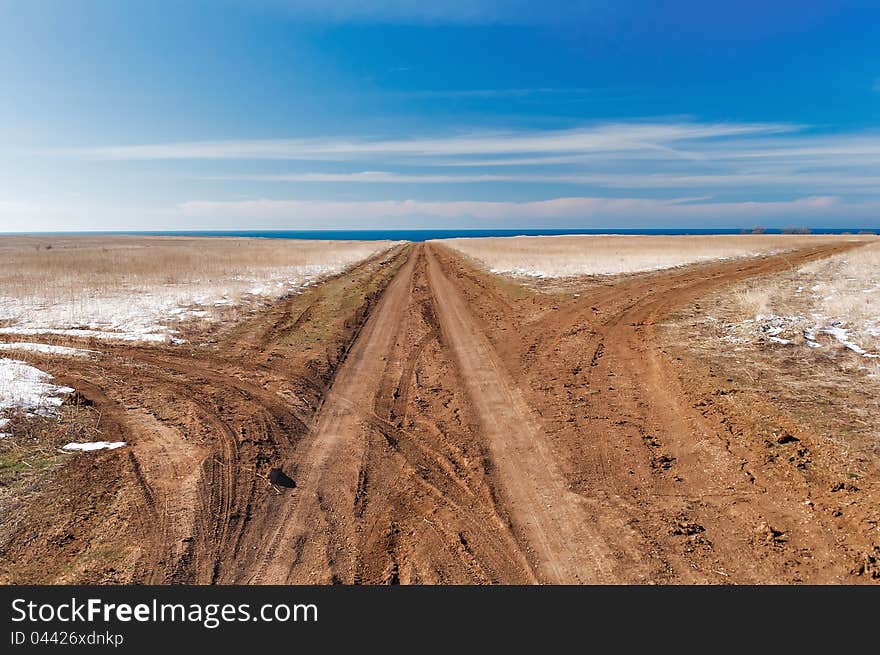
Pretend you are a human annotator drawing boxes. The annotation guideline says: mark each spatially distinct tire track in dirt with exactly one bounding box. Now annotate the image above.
[52,354,283,582]
[355,247,535,583]
[247,253,417,584]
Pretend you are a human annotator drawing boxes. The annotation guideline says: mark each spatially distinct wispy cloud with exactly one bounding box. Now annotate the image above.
[19,121,880,226]
[50,122,795,161]
[207,170,880,190]
[398,87,597,99]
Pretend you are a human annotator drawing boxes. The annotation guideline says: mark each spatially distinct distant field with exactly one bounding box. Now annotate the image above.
[441,234,875,278]
[0,236,393,342]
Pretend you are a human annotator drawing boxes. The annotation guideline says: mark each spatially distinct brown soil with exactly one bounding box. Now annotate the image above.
[1,239,877,584]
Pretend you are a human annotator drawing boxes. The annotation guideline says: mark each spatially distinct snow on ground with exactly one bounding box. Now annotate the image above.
[0,261,371,344]
[0,342,98,357]
[722,315,880,359]
[62,441,126,452]
[709,242,880,366]
[0,358,74,420]
[0,327,181,344]
[483,252,763,279]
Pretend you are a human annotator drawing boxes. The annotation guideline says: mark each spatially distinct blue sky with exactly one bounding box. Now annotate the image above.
[1,0,879,231]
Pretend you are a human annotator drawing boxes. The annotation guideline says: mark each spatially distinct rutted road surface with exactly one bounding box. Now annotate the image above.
[247,253,417,584]
[2,240,877,584]
[425,247,614,583]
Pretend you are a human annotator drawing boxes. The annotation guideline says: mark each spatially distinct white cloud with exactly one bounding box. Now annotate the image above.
[177,194,853,224]
[2,194,877,232]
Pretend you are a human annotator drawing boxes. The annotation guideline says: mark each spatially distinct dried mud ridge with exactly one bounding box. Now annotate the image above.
[2,241,877,584]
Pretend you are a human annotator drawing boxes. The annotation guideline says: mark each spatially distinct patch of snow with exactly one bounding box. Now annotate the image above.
[820,325,874,356]
[726,314,880,361]
[62,441,127,452]
[0,358,74,417]
[490,267,548,279]
[0,342,98,357]
[0,327,184,344]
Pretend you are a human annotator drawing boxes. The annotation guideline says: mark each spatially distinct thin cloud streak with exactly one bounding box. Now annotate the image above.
[49,122,796,161]
[396,87,598,99]
[206,170,880,189]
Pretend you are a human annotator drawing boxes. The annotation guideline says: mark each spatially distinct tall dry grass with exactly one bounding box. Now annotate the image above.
[0,236,393,339]
[0,236,389,298]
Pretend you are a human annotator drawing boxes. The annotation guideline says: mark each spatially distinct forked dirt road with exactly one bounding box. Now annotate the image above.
[2,239,876,584]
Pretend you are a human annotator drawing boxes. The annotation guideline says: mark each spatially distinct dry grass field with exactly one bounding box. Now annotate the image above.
[442,234,873,278]
[0,236,393,343]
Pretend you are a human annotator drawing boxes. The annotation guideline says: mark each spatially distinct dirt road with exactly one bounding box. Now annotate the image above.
[246,253,417,584]
[2,239,876,584]
[425,248,615,583]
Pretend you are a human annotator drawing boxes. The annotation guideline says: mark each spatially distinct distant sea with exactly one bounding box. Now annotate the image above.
[11,228,876,241]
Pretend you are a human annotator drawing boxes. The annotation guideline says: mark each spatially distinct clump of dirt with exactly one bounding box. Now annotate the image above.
[754,522,788,547]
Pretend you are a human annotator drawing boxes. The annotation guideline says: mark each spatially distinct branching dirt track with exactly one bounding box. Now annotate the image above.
[2,239,877,584]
